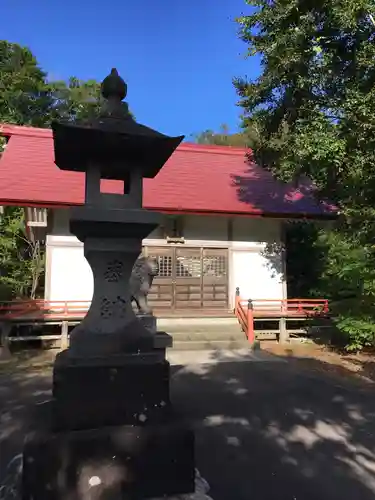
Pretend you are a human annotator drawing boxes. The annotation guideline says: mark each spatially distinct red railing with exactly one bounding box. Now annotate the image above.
[235,295,256,345]
[0,300,91,320]
[234,288,329,344]
[0,293,329,328]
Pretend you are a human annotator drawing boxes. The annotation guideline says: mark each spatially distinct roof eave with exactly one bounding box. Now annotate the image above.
[0,199,338,220]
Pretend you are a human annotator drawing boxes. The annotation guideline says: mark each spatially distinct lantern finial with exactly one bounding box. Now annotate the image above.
[101,68,127,101]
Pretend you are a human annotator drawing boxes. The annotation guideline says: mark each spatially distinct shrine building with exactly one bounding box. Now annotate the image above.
[0,124,336,315]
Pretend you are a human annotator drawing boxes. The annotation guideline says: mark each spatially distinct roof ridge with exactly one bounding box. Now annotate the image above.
[179,142,248,156]
[0,124,52,138]
[0,124,249,156]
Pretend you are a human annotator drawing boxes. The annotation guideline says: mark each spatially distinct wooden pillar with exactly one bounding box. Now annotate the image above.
[61,321,69,350]
[279,317,288,344]
[0,322,12,359]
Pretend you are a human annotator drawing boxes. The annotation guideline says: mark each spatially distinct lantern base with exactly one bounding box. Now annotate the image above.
[23,414,195,500]
[52,347,173,431]
[68,319,172,357]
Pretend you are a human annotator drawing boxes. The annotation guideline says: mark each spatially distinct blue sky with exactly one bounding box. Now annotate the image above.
[2,0,259,138]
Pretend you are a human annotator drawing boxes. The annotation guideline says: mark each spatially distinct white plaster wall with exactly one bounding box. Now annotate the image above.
[47,243,94,302]
[50,208,164,239]
[232,217,281,247]
[183,215,228,241]
[231,250,284,304]
[228,217,285,305]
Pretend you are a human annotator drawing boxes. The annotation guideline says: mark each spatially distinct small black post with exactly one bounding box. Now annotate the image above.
[234,287,240,313]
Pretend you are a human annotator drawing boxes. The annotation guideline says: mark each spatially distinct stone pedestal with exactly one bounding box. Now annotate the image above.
[52,350,172,431]
[23,408,194,500]
[23,343,195,499]
[23,320,194,499]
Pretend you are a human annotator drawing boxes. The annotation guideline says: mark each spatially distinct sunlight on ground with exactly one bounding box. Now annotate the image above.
[263,414,375,491]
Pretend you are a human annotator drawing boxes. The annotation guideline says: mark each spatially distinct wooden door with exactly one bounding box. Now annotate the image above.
[144,246,229,311]
[202,248,228,308]
[145,246,174,310]
[174,247,202,309]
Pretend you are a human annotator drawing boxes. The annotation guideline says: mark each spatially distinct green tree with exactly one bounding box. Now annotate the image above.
[0,41,108,302]
[235,1,375,350]
[0,40,105,129]
[192,123,256,147]
[0,207,44,300]
[47,76,103,123]
[0,41,51,127]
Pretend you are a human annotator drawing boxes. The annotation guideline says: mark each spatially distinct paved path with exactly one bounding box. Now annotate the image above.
[1,354,375,500]
[167,348,285,365]
[172,356,375,500]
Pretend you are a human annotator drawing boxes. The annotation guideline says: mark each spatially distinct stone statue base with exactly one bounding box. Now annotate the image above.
[136,313,157,334]
[23,403,194,500]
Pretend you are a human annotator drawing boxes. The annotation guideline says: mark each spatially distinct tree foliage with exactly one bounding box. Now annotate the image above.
[0,41,49,127]
[0,40,109,301]
[0,207,44,301]
[235,1,375,350]
[192,123,256,147]
[0,41,104,128]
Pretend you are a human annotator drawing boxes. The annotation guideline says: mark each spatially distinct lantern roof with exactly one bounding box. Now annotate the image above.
[52,68,184,180]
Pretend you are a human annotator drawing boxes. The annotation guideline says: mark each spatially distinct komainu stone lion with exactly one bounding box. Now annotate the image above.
[130,256,159,314]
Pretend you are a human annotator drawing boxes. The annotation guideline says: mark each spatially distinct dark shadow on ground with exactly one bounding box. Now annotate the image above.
[1,351,375,499]
[0,368,51,474]
[171,352,375,500]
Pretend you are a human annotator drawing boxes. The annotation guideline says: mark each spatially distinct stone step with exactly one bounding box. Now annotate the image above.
[156,315,238,326]
[160,322,241,331]
[170,339,251,351]
[158,322,243,336]
[167,330,246,342]
[156,317,247,350]
[167,348,273,366]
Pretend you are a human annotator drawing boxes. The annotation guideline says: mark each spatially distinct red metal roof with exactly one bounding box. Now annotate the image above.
[0,124,336,218]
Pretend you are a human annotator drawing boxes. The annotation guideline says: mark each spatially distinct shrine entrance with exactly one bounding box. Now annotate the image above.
[143,246,229,312]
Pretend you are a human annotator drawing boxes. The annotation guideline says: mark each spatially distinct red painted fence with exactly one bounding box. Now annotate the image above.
[234,288,329,344]
[0,300,91,320]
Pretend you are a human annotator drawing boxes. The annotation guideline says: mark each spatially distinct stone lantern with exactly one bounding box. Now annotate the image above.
[53,68,182,357]
[22,69,195,500]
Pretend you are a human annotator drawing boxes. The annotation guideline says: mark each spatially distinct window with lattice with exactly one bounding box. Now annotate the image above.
[203,256,227,278]
[147,254,172,278]
[176,256,201,278]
